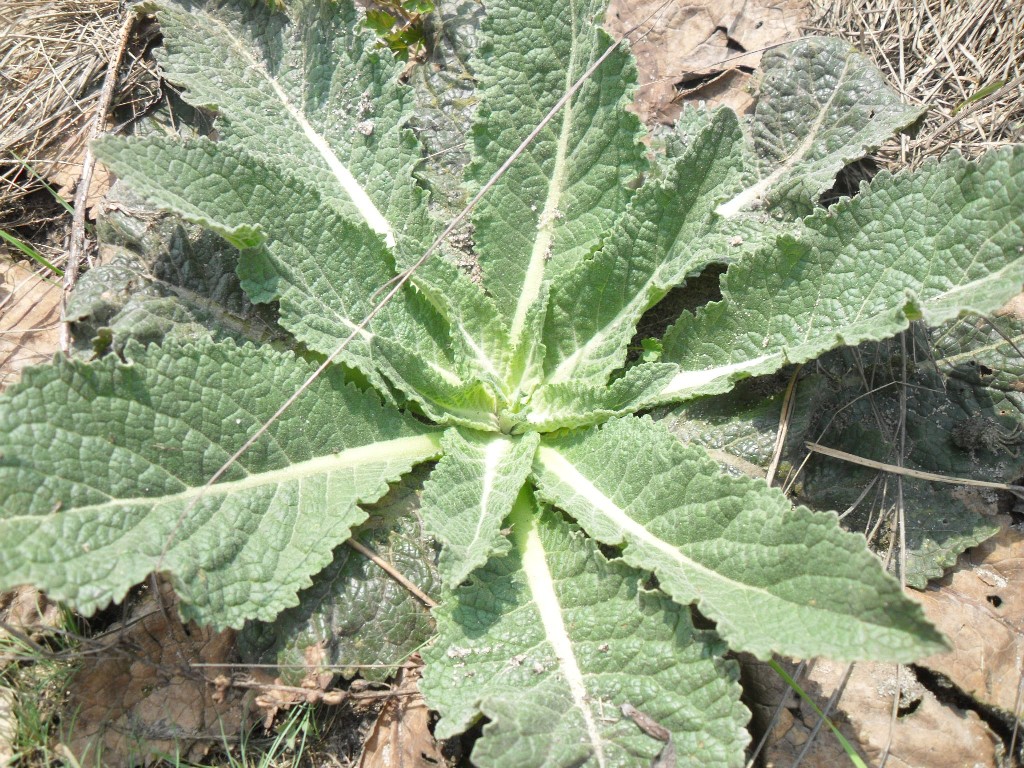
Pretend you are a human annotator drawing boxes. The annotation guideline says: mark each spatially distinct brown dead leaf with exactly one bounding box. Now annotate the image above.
[996,290,1024,320]
[0,585,61,638]
[245,642,342,729]
[913,519,1024,717]
[358,656,444,768]
[746,657,1000,768]
[51,155,113,221]
[0,259,62,389]
[61,580,246,767]
[605,0,806,124]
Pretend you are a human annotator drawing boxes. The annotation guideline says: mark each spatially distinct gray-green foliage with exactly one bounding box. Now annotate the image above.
[1,0,1023,764]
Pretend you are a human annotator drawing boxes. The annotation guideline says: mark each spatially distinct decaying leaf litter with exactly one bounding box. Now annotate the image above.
[0,0,1019,765]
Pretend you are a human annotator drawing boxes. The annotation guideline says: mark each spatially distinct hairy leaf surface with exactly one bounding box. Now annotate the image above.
[715,36,925,219]
[532,417,947,660]
[543,109,749,384]
[469,0,645,346]
[422,429,540,585]
[657,147,1024,403]
[239,469,438,684]
[4,0,1020,759]
[0,339,441,627]
[422,498,749,767]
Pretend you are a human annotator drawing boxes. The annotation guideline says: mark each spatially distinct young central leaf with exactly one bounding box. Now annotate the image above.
[468,0,645,356]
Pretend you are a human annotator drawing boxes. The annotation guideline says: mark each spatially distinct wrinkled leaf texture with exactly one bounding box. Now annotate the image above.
[2,0,1023,765]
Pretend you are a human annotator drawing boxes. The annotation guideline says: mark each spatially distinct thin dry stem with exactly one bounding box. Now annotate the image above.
[0,0,155,227]
[60,8,136,352]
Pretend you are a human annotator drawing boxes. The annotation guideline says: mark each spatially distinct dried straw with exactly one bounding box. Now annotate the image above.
[808,0,1024,169]
[0,0,155,228]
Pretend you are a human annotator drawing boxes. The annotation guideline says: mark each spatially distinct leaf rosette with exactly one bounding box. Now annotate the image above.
[2,0,1023,764]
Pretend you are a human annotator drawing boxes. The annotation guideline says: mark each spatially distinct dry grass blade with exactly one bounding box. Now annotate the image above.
[805,441,1024,495]
[0,0,155,228]
[808,0,1024,169]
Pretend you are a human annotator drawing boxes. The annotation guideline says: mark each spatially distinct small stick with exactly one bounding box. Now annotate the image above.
[61,7,137,352]
[805,441,1024,494]
[765,365,801,486]
[60,8,136,353]
[347,539,437,609]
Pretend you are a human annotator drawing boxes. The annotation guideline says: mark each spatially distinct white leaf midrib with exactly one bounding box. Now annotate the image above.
[535,445,777,603]
[208,10,397,247]
[658,354,777,400]
[518,510,608,768]
[715,56,852,219]
[15,434,441,520]
[508,0,582,343]
[471,438,513,548]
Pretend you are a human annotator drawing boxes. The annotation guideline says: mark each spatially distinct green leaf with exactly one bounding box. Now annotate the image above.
[238,468,437,684]
[94,135,419,362]
[658,371,813,478]
[0,339,441,627]
[138,0,420,247]
[532,416,947,661]
[421,429,540,585]
[657,147,1024,403]
[421,495,749,768]
[66,188,284,354]
[523,363,677,433]
[542,109,751,385]
[371,330,500,430]
[790,337,1016,587]
[716,37,925,219]
[413,257,514,400]
[94,0,478,402]
[468,0,646,345]
[934,311,1024,393]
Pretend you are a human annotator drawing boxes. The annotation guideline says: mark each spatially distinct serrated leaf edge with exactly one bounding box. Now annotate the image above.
[178,1,398,246]
[510,496,609,766]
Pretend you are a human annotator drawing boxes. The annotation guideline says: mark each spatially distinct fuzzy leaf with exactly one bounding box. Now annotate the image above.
[133,0,421,246]
[532,417,947,660]
[238,469,438,684]
[66,188,284,353]
[421,429,540,585]
[657,147,1024,403]
[468,0,646,346]
[542,109,750,385]
[0,339,441,627]
[94,0,487,400]
[523,363,677,433]
[421,497,749,768]
[716,36,925,219]
[93,134,454,393]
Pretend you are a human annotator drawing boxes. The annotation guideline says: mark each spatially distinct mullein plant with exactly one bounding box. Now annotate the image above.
[1,0,1022,764]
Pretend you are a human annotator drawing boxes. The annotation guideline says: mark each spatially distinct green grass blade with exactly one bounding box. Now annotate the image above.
[769,659,868,768]
[0,229,64,276]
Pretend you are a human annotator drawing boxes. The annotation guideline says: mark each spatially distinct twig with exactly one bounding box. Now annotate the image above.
[805,441,1024,495]
[766,365,801,486]
[60,7,135,353]
[347,539,437,609]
